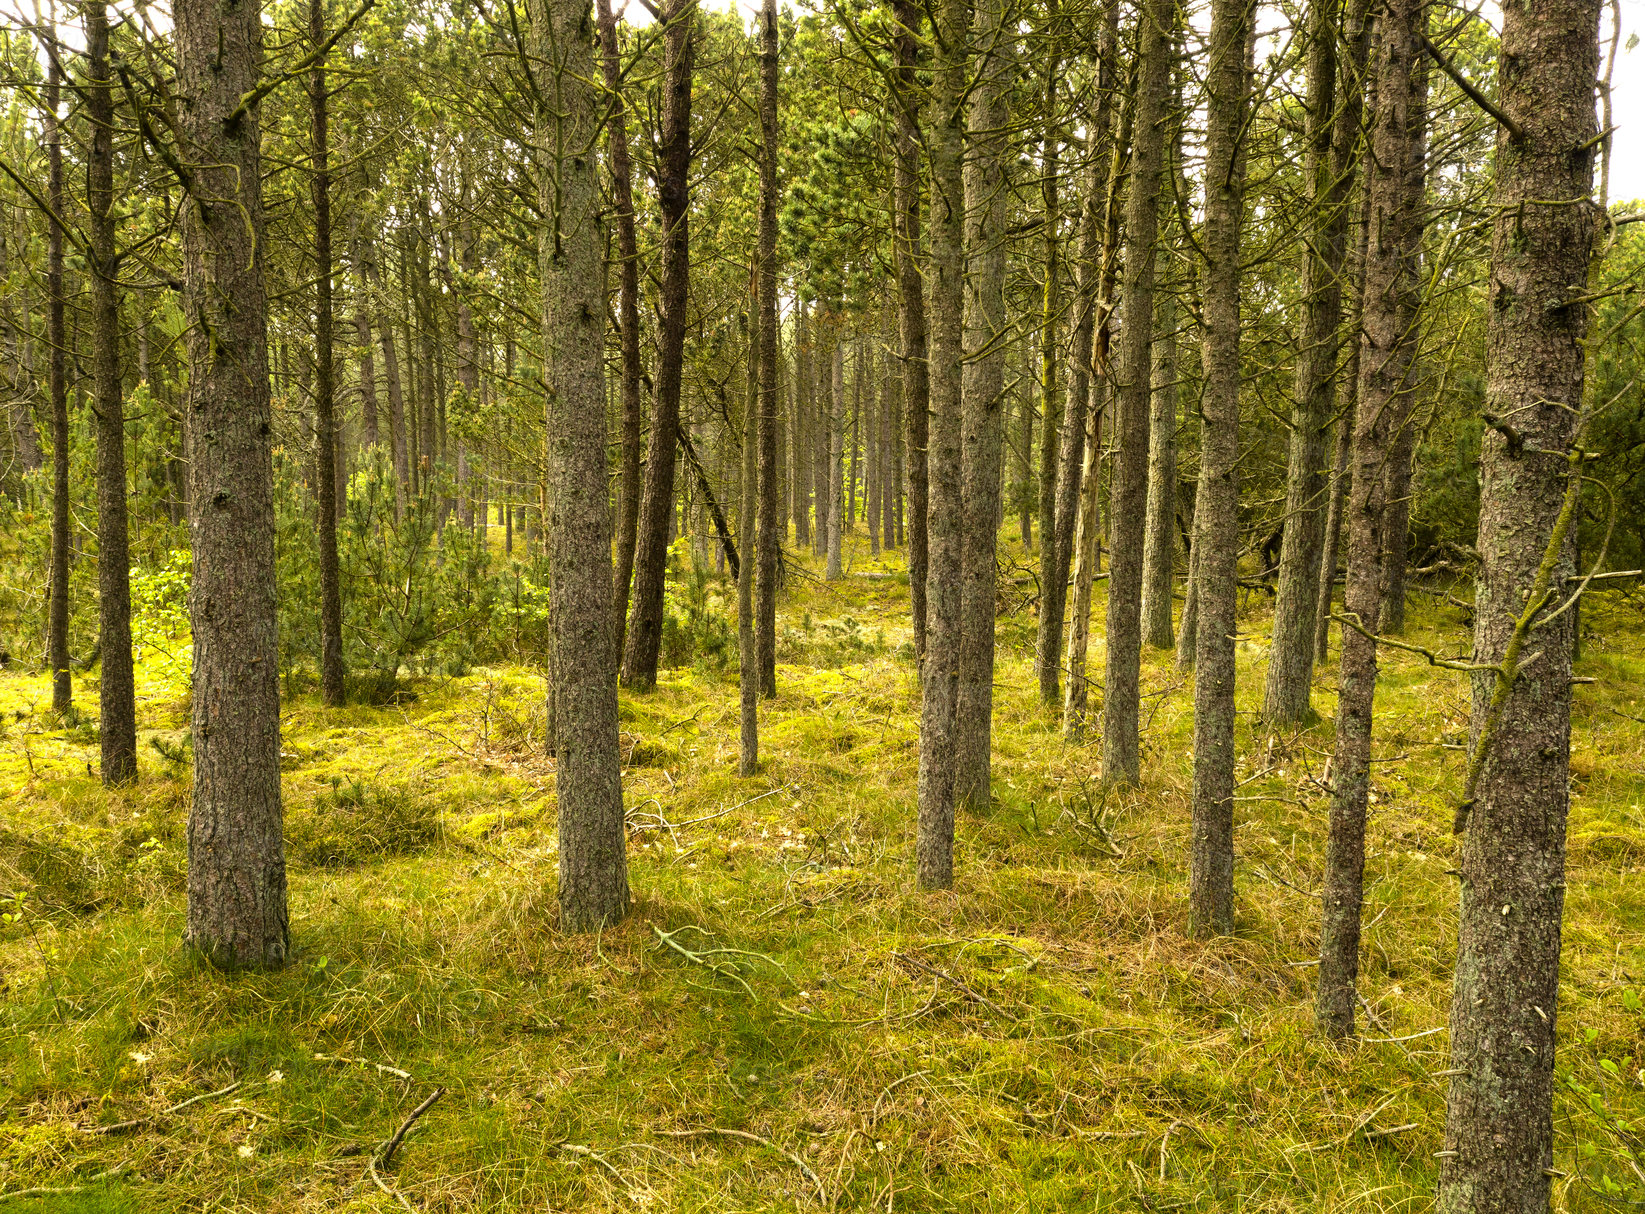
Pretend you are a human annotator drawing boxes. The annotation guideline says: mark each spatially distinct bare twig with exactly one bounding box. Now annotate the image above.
[379,1087,446,1167]
[656,1127,827,1204]
[892,952,1015,1021]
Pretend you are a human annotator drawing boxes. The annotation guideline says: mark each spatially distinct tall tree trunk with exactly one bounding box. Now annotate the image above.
[87,0,136,784]
[825,333,845,579]
[1139,276,1179,650]
[756,0,781,698]
[1036,0,1120,708]
[45,29,70,715]
[892,0,930,659]
[916,0,966,889]
[352,238,379,449]
[1263,0,1370,723]
[1316,0,1426,1036]
[793,302,812,546]
[533,0,630,931]
[310,0,345,707]
[1034,12,1060,560]
[362,237,409,516]
[739,299,760,774]
[177,0,288,969]
[1189,0,1254,938]
[953,0,1012,813]
[1102,0,1172,786]
[1437,0,1600,1204]
[598,0,646,655]
[621,0,694,689]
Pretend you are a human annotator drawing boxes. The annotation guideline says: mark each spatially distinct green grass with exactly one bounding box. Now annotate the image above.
[2,530,1642,1211]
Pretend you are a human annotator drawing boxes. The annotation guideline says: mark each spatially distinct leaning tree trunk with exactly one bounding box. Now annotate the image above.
[176,0,289,969]
[309,0,345,707]
[1316,0,1426,1036]
[1437,0,1600,1206]
[916,0,967,890]
[953,0,1012,813]
[597,0,646,656]
[45,35,70,716]
[533,0,630,931]
[1262,0,1369,724]
[1188,0,1253,939]
[86,0,136,785]
[621,0,694,689]
[1102,0,1172,787]
[755,0,781,698]
[892,0,930,659]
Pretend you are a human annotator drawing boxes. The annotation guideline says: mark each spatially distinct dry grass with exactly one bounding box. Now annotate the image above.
[1,531,1642,1211]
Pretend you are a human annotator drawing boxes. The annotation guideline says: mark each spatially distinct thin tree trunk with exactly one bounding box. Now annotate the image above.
[954,0,1012,813]
[621,0,694,689]
[739,299,760,774]
[310,0,345,706]
[45,28,70,715]
[756,0,781,698]
[1035,7,1061,561]
[1316,0,1425,1035]
[916,0,966,889]
[1139,283,1179,650]
[362,237,408,516]
[1263,0,1370,723]
[1189,0,1254,939]
[1102,0,1172,787]
[533,0,629,930]
[793,302,812,546]
[825,333,844,579]
[87,0,136,783]
[1036,0,1120,708]
[1174,527,1200,669]
[177,0,288,969]
[1437,0,1600,1204]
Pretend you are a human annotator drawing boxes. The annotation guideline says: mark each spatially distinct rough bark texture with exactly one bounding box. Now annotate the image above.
[621,0,694,689]
[953,0,1011,813]
[1039,3,1121,710]
[533,0,630,931]
[916,0,966,889]
[1189,0,1253,939]
[86,1,136,785]
[1437,0,1599,1205]
[826,337,845,580]
[310,0,345,707]
[598,0,645,657]
[755,0,781,698]
[1035,16,1061,563]
[1138,285,1178,652]
[892,0,929,660]
[794,303,812,546]
[1316,0,1424,1036]
[1102,0,1171,786]
[177,0,289,969]
[46,39,70,715]
[1262,0,1369,724]
[739,307,759,775]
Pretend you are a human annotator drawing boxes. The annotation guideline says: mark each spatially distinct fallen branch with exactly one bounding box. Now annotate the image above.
[380,1087,446,1167]
[560,1142,630,1187]
[652,925,793,999]
[0,1162,128,1205]
[656,1126,827,1204]
[892,952,1015,1021]
[314,1052,415,1081]
[90,1080,246,1134]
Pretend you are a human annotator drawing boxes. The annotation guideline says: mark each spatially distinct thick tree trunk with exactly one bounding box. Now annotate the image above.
[953,0,1012,813]
[86,0,136,785]
[1437,0,1599,1205]
[756,0,781,698]
[1102,0,1172,787]
[892,0,930,659]
[1316,0,1425,1036]
[916,0,966,889]
[45,38,70,715]
[1189,0,1254,939]
[621,0,694,689]
[310,0,345,707]
[177,0,289,969]
[533,0,630,931]
[1036,0,1120,708]
[1263,0,1369,724]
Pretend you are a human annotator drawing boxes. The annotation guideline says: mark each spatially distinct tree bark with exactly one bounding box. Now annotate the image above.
[892,0,929,659]
[86,0,137,784]
[45,30,70,715]
[953,0,1012,813]
[739,297,759,774]
[1262,0,1370,724]
[1036,0,1120,709]
[1139,280,1179,651]
[361,237,409,517]
[1189,0,1254,939]
[352,239,379,449]
[756,0,781,699]
[1316,0,1425,1035]
[176,0,289,969]
[793,302,812,546]
[620,0,694,689]
[1102,0,1172,787]
[825,332,845,579]
[1035,9,1061,562]
[310,0,345,707]
[533,0,630,931]
[916,0,967,889]
[1437,0,1599,1205]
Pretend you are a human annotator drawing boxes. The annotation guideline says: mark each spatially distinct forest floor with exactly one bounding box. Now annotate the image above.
[1,530,1643,1212]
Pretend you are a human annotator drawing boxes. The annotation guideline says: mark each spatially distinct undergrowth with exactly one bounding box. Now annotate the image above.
[0,528,1641,1212]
